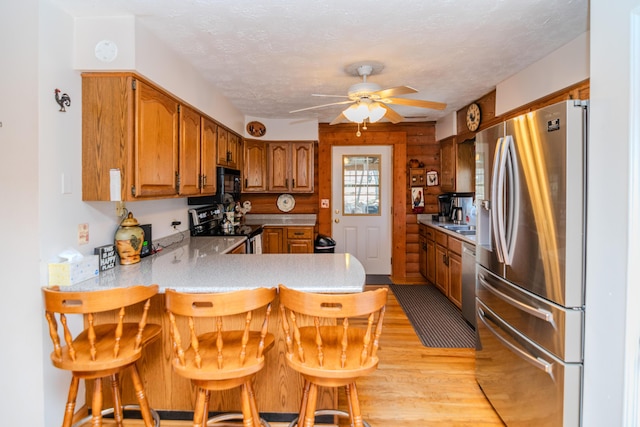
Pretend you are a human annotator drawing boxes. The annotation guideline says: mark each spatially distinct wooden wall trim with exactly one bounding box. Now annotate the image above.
[318,129,408,279]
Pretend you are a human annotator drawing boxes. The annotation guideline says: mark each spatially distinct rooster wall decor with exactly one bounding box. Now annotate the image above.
[54,89,71,112]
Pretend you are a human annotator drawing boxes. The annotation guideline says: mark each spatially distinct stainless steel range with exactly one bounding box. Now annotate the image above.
[188,205,263,254]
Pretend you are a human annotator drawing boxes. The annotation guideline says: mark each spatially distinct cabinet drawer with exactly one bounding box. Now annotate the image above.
[287,227,313,239]
[435,230,448,247]
[447,236,462,255]
[419,224,428,238]
[425,227,435,240]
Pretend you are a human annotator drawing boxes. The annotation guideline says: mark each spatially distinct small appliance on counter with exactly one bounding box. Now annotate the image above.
[433,194,452,222]
[449,192,475,225]
[188,205,263,254]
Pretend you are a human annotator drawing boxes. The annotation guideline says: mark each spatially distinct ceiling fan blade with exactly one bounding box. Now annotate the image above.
[312,93,350,98]
[330,113,347,125]
[385,97,447,110]
[290,100,353,113]
[380,104,405,124]
[374,85,417,99]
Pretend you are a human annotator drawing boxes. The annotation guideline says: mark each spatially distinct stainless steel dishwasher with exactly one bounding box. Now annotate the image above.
[461,242,476,328]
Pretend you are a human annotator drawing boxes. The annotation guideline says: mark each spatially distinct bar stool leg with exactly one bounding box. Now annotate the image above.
[92,377,104,427]
[110,373,124,427]
[129,364,154,427]
[63,376,80,427]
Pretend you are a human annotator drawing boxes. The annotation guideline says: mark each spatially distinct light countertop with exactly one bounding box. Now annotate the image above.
[63,234,364,294]
[243,214,317,227]
[417,214,476,244]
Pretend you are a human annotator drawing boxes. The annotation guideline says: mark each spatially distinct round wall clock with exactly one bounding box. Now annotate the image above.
[246,121,266,137]
[466,103,481,132]
[95,40,118,62]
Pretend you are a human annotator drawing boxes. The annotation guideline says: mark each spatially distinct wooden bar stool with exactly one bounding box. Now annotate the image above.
[278,285,388,427]
[165,287,277,427]
[42,285,162,427]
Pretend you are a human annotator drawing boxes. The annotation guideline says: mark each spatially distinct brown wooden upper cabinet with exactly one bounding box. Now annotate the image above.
[217,126,241,169]
[439,136,475,193]
[243,141,314,193]
[82,73,224,201]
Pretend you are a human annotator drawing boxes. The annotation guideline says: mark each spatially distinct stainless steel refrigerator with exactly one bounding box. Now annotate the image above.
[474,100,587,426]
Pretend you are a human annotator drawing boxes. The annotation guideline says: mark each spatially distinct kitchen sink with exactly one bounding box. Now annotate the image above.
[455,230,476,236]
[442,224,476,231]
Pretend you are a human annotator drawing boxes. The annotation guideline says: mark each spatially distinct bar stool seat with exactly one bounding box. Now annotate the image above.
[278,285,388,427]
[42,285,162,427]
[165,287,277,427]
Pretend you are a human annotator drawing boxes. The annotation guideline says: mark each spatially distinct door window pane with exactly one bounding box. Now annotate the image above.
[343,155,380,215]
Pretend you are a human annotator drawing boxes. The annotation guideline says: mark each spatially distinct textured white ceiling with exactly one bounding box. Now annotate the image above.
[52,0,589,123]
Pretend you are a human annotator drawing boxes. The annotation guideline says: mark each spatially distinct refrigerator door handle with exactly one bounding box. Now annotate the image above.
[493,137,511,263]
[503,135,520,266]
[478,273,555,325]
[477,306,555,376]
[491,137,506,263]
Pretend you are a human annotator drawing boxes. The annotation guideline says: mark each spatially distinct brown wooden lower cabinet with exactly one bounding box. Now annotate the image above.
[422,224,466,309]
[88,293,335,414]
[263,226,314,254]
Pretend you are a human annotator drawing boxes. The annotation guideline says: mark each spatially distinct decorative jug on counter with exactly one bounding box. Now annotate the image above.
[115,212,145,265]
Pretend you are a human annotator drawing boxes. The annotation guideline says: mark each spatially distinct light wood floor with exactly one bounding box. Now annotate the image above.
[79,285,504,427]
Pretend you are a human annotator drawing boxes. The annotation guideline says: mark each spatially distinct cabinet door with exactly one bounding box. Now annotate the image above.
[268,142,290,192]
[134,80,179,198]
[244,140,267,192]
[440,137,456,192]
[179,105,202,196]
[201,117,217,195]
[448,251,462,308]
[426,238,436,284]
[419,234,427,279]
[435,244,449,295]
[263,227,284,253]
[290,142,314,192]
[217,127,230,165]
[227,133,241,169]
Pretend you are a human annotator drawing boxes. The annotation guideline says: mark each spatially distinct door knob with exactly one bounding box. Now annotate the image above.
[334,218,340,223]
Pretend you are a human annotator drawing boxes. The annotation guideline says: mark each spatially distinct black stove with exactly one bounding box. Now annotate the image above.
[188,205,263,238]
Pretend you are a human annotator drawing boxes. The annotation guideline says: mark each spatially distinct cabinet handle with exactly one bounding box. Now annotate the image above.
[443,254,449,266]
[292,178,295,188]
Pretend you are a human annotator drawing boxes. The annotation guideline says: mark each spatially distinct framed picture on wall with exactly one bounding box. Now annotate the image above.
[426,170,438,186]
[412,187,424,213]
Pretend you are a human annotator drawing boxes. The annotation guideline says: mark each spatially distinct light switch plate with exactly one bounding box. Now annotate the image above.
[78,223,89,245]
[321,199,330,208]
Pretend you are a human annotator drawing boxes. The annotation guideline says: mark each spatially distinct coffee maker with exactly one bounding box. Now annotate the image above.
[434,194,452,222]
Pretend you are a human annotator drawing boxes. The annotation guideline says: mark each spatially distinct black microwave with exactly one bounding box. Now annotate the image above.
[187,167,241,205]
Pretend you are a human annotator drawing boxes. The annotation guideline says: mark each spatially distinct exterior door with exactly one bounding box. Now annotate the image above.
[331,145,392,274]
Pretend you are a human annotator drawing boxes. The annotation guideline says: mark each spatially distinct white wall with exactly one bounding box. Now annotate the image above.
[243,116,319,141]
[496,32,590,115]
[435,111,456,141]
[0,1,44,426]
[584,1,639,425]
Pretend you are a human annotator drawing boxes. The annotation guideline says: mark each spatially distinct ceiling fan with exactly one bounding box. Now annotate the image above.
[290,61,447,125]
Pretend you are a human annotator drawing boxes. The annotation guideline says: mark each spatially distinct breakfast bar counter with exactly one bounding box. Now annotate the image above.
[69,235,365,419]
[69,235,365,293]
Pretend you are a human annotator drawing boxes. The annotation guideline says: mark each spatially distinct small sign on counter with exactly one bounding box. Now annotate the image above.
[94,244,117,271]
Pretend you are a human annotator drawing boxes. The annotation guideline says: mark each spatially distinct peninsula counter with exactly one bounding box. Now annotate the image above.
[65,235,366,419]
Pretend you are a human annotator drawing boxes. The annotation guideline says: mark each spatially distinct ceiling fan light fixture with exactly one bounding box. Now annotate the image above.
[342,100,386,124]
[368,102,386,123]
[343,102,368,123]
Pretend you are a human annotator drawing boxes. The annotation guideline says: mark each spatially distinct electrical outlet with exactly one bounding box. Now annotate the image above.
[115,201,126,217]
